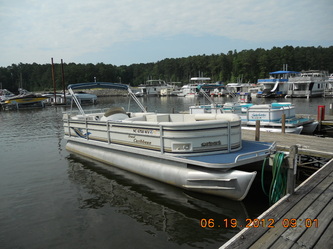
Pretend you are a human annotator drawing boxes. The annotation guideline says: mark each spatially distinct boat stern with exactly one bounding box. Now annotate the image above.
[182,170,257,201]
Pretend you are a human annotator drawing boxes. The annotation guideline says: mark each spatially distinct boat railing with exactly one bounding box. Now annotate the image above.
[289,76,315,82]
[234,142,276,162]
[199,88,215,106]
[64,112,243,155]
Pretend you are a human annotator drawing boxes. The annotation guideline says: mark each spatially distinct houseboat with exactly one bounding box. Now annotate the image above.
[257,71,299,98]
[135,79,173,96]
[286,70,328,98]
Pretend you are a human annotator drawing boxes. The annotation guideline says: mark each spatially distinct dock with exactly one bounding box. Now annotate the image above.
[220,130,333,249]
[221,158,333,249]
[242,129,333,158]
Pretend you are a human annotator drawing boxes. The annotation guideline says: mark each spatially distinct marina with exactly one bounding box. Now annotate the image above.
[1,93,333,249]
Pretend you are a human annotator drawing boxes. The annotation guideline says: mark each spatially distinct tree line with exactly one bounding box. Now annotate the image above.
[1,45,332,92]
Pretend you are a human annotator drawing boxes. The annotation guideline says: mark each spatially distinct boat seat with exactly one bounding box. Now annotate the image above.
[103,106,126,117]
[101,106,129,121]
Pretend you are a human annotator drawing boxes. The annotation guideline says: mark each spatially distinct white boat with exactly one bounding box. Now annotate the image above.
[324,73,333,97]
[177,84,198,97]
[1,88,48,109]
[226,83,254,97]
[257,71,300,98]
[160,82,182,96]
[0,89,15,102]
[136,79,173,96]
[189,102,318,134]
[43,92,97,105]
[177,77,212,97]
[287,70,328,98]
[63,82,275,201]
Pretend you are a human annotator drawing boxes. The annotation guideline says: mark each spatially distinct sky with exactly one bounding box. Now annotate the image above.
[0,0,332,67]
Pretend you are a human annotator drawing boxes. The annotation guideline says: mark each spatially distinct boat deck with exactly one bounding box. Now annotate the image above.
[221,158,333,249]
[184,140,273,165]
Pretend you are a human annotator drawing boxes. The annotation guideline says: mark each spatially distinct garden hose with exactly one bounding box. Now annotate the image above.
[261,152,287,205]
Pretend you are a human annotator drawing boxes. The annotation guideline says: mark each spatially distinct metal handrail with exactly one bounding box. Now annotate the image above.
[234,142,276,162]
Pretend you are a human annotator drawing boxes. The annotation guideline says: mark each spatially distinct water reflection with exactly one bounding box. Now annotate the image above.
[66,153,251,246]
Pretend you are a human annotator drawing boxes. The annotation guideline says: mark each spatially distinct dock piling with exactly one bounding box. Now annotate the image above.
[287,145,298,194]
[281,114,286,133]
[255,120,260,141]
[317,105,325,132]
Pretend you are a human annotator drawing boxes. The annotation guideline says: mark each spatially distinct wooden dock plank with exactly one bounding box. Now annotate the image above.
[268,182,333,249]
[313,218,333,249]
[241,129,333,158]
[220,159,333,249]
[293,199,333,248]
[249,171,333,249]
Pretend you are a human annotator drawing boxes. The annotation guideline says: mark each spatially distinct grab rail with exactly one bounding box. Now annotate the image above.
[234,142,276,162]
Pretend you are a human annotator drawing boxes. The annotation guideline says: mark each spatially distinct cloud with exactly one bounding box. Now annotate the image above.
[0,0,332,66]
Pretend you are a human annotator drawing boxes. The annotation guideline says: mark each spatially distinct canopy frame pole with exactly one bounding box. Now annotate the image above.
[128,88,147,112]
[199,88,215,106]
[68,87,85,116]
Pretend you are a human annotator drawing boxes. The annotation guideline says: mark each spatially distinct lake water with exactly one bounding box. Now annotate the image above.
[0,96,331,249]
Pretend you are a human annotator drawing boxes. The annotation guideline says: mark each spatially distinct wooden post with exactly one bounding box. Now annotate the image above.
[317,106,323,132]
[329,103,333,116]
[281,114,286,133]
[255,120,260,141]
[287,145,298,194]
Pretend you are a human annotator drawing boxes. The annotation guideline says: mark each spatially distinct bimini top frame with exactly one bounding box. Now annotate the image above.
[67,82,147,116]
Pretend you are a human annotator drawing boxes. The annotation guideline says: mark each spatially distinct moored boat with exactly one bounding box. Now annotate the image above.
[136,79,173,96]
[189,102,318,134]
[63,82,275,201]
[43,91,97,105]
[257,71,299,98]
[1,88,48,110]
[0,89,15,102]
[286,70,328,98]
[242,103,318,134]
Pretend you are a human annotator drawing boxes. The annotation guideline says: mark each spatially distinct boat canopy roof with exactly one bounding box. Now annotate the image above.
[190,77,211,81]
[67,82,129,90]
[269,71,299,75]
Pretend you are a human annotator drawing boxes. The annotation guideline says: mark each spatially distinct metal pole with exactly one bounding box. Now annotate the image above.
[61,59,66,104]
[51,58,56,104]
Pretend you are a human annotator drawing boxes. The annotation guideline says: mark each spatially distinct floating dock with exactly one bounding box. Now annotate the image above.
[220,130,333,248]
